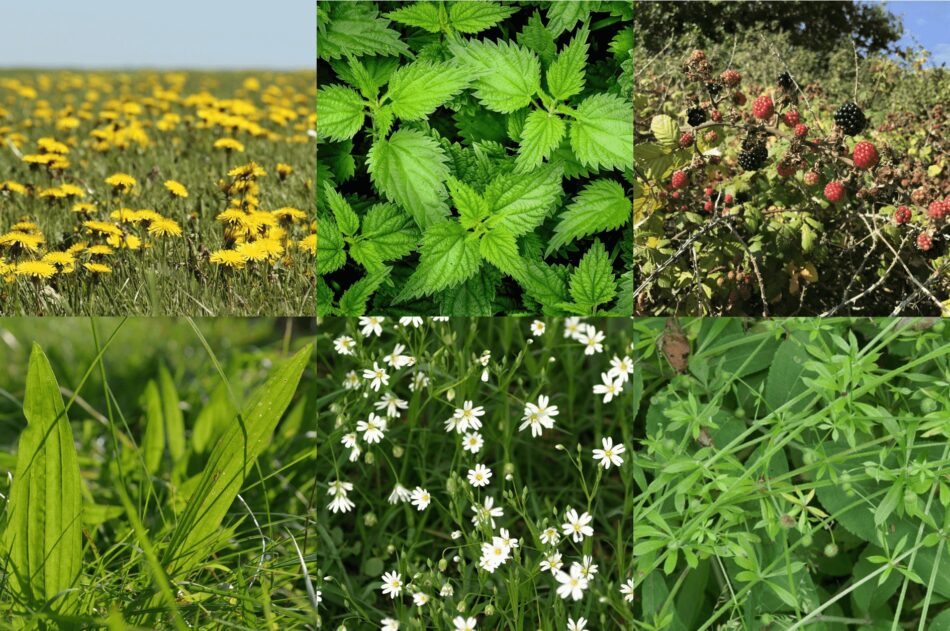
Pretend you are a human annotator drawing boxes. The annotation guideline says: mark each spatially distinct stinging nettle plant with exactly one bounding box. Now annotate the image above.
[317,0,634,316]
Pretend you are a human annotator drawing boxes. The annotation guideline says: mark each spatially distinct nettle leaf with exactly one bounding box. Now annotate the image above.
[397,221,483,301]
[485,164,563,236]
[360,203,419,260]
[367,129,450,229]
[384,2,444,33]
[338,269,391,316]
[479,225,523,277]
[316,85,365,141]
[386,61,471,121]
[317,218,346,274]
[449,1,518,34]
[322,182,360,236]
[516,259,568,306]
[569,240,617,310]
[318,3,409,60]
[570,93,634,171]
[546,26,589,101]
[450,38,541,113]
[349,240,386,273]
[518,10,557,64]
[547,179,630,255]
[516,109,566,172]
[440,272,498,315]
[447,176,489,229]
[546,0,598,37]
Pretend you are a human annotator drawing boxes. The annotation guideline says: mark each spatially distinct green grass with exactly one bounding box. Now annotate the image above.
[632,317,950,629]
[0,318,317,628]
[316,317,634,629]
[0,71,315,316]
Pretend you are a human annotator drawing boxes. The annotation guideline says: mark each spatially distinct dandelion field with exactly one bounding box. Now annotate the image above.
[0,71,315,316]
[316,317,634,630]
[0,317,318,627]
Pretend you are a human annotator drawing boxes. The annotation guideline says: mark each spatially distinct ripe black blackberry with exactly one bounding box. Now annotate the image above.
[705,81,722,96]
[738,137,768,171]
[777,71,794,90]
[687,106,707,127]
[834,102,867,136]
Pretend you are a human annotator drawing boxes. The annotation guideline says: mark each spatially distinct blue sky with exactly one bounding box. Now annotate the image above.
[0,0,312,69]
[885,1,950,66]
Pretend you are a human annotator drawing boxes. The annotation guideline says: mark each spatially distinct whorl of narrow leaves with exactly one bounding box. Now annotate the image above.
[386,61,471,121]
[3,345,82,615]
[449,38,541,113]
[367,129,450,230]
[570,93,634,171]
[163,345,312,577]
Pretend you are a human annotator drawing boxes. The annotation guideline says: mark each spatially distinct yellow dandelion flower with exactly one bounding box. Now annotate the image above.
[48,155,70,170]
[237,238,283,262]
[72,202,96,214]
[67,243,87,254]
[164,180,189,198]
[148,217,183,237]
[276,163,293,179]
[82,220,123,237]
[110,208,141,223]
[216,208,247,225]
[42,251,76,272]
[60,183,85,198]
[1,181,28,195]
[209,249,248,269]
[83,262,112,274]
[14,260,57,278]
[214,138,245,152]
[86,244,114,256]
[106,233,142,250]
[37,137,70,154]
[56,116,80,131]
[298,233,316,255]
[38,187,68,199]
[272,207,307,222]
[135,209,164,223]
[9,222,40,233]
[0,232,45,251]
[105,172,137,192]
[22,154,57,166]
[227,161,267,179]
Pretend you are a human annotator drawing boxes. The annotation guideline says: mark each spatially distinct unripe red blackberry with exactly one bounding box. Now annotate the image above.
[894,205,912,224]
[671,191,681,200]
[852,141,879,170]
[824,181,845,203]
[927,200,949,220]
[917,232,933,251]
[704,130,718,143]
[794,124,808,138]
[710,109,723,123]
[721,69,741,87]
[803,171,820,186]
[679,132,694,148]
[704,187,713,197]
[783,110,800,126]
[724,194,733,204]
[752,95,774,120]
[671,170,688,189]
[703,200,713,212]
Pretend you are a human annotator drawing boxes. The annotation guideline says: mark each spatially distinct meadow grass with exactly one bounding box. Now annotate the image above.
[316,317,634,630]
[632,317,950,629]
[0,317,317,628]
[0,71,315,316]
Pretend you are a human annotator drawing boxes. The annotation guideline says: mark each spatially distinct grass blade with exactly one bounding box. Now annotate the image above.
[140,380,165,476]
[162,344,313,577]
[158,361,185,465]
[2,344,82,615]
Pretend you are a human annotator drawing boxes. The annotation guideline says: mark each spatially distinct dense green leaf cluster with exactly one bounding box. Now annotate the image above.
[317,0,633,315]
